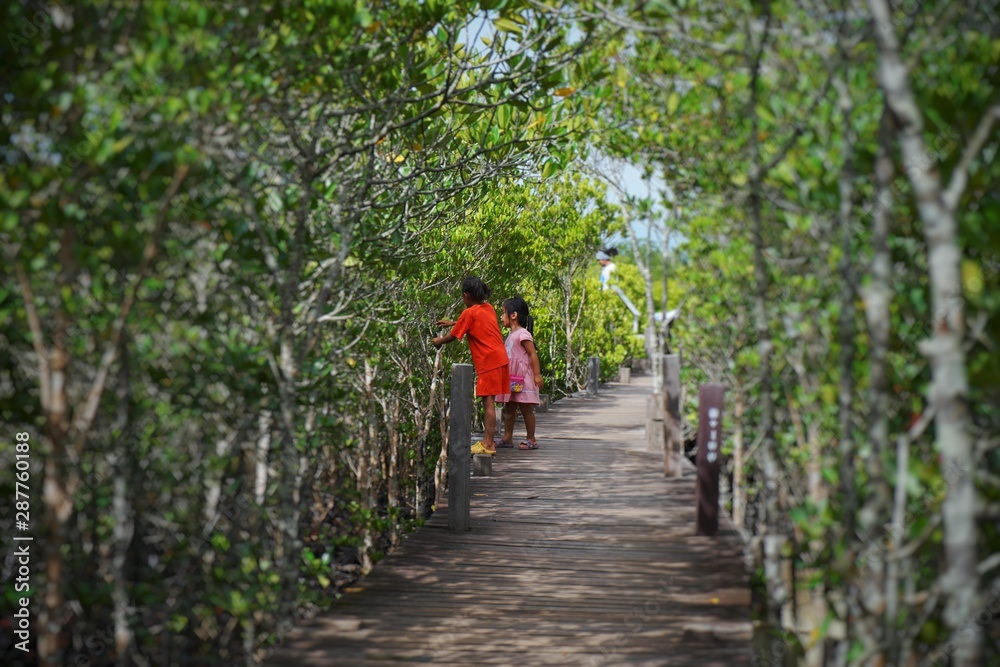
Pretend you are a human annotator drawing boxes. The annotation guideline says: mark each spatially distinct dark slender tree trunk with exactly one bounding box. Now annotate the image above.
[747,3,784,638]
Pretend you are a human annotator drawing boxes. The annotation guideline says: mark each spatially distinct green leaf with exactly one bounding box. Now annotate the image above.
[111,136,134,154]
[667,91,680,116]
[615,64,628,88]
[229,590,249,617]
[168,614,189,633]
[6,190,29,208]
[644,0,673,19]
[494,18,523,36]
[821,466,839,485]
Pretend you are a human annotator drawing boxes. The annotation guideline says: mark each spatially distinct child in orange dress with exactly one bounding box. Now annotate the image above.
[432,277,509,454]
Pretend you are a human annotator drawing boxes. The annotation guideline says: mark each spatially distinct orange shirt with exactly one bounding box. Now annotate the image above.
[450,303,508,373]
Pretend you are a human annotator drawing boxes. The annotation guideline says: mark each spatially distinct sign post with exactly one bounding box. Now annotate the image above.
[695,383,725,536]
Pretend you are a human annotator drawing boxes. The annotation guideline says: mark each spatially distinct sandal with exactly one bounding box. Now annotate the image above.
[518,440,539,450]
[496,439,515,448]
[471,442,496,455]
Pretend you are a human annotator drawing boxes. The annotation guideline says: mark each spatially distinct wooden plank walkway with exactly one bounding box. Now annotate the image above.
[267,374,751,666]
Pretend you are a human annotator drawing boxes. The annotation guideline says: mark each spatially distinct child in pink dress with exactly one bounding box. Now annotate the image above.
[495,298,543,450]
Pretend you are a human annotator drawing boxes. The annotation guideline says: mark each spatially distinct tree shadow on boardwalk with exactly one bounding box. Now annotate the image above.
[265,374,750,666]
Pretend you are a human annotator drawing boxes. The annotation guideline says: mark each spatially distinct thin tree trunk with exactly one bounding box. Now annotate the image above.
[435,388,448,507]
[38,226,77,667]
[865,106,898,662]
[388,396,400,547]
[276,348,300,620]
[868,2,980,663]
[887,427,910,661]
[417,349,444,517]
[563,272,574,388]
[255,411,272,505]
[834,69,858,545]
[747,4,784,634]
[276,196,310,622]
[113,337,134,666]
[733,388,745,531]
[360,360,378,573]
[834,65,881,654]
[660,212,671,351]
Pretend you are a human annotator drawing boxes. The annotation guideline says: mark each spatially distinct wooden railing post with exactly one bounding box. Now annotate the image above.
[472,454,492,477]
[448,364,473,531]
[663,354,682,477]
[587,356,600,396]
[695,383,725,536]
[645,393,664,453]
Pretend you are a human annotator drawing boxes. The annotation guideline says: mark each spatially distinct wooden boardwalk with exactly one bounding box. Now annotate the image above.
[267,374,751,666]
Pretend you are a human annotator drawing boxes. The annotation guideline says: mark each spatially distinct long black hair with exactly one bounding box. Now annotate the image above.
[502,297,533,335]
[461,276,492,302]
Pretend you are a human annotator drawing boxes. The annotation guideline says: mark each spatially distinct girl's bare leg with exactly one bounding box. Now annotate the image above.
[482,395,496,450]
[520,403,536,442]
[503,403,517,442]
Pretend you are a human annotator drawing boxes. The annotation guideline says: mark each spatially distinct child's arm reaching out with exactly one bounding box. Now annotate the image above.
[432,315,459,348]
[522,339,543,388]
[432,333,457,349]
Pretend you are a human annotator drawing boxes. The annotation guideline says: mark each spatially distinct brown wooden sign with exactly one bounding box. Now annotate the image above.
[695,383,725,536]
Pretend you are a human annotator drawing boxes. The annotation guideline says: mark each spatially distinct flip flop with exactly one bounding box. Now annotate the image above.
[496,439,515,448]
[518,440,539,450]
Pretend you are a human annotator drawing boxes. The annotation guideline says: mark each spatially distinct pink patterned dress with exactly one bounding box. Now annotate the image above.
[495,327,540,404]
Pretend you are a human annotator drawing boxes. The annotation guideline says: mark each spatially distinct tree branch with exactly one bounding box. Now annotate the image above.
[70,164,190,453]
[751,69,837,181]
[14,262,52,413]
[942,104,1000,211]
[978,551,1000,576]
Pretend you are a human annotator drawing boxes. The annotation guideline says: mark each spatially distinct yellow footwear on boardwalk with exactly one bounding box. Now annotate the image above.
[470,442,496,455]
